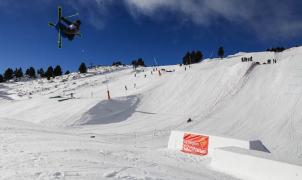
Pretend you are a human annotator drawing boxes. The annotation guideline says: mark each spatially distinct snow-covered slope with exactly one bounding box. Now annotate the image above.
[1,47,302,179]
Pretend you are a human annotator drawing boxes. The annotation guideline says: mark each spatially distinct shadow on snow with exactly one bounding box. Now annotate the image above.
[77,95,139,125]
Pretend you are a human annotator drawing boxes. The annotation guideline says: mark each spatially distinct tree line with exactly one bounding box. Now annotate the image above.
[0,62,88,83]
[182,50,203,65]
[131,58,145,68]
[111,58,145,68]
[110,46,226,68]
[0,58,147,83]
[266,47,286,52]
[182,46,225,65]
[112,61,124,66]
[5,44,289,83]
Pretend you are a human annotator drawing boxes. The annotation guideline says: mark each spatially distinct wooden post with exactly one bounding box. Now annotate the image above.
[107,90,111,100]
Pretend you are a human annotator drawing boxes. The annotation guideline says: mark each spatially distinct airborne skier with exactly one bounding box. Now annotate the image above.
[48,6,82,48]
[57,17,81,41]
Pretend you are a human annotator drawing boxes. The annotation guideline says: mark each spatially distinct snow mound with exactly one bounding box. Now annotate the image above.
[75,95,139,125]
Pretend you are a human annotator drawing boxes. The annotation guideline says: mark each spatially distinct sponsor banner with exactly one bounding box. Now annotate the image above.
[182,133,209,156]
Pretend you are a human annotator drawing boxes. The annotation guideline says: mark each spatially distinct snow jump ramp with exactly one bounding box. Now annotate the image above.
[75,96,138,125]
[168,130,302,180]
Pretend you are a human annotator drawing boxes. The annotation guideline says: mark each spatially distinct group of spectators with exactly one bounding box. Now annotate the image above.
[241,57,253,62]
[241,56,277,65]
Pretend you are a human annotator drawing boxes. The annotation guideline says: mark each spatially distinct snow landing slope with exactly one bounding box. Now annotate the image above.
[1,47,302,179]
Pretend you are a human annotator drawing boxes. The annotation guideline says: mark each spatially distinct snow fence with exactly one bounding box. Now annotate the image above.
[168,130,302,180]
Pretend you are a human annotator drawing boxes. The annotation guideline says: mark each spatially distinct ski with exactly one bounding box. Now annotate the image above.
[58,28,62,48]
[58,6,62,22]
[58,6,62,48]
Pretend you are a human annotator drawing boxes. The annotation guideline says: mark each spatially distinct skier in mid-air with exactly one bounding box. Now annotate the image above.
[49,6,82,48]
[57,17,81,41]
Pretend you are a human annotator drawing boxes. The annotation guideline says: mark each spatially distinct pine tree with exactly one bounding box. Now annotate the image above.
[0,74,4,83]
[46,66,54,80]
[37,68,45,78]
[182,52,190,65]
[190,51,196,64]
[218,46,224,59]
[28,67,36,78]
[79,62,87,73]
[137,58,145,66]
[25,68,30,76]
[195,51,203,63]
[53,65,62,77]
[14,68,23,78]
[65,70,70,75]
[4,68,14,81]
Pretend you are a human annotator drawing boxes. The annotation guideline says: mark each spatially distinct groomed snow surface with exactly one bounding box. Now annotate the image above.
[1,47,302,179]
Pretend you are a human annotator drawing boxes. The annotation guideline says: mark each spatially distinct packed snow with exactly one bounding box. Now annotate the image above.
[1,47,302,179]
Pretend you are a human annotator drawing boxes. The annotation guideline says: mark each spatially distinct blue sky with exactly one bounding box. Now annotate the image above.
[0,0,302,73]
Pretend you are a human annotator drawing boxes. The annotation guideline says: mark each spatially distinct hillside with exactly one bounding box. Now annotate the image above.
[1,47,302,179]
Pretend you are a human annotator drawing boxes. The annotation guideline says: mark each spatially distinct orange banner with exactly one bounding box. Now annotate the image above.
[182,133,209,156]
